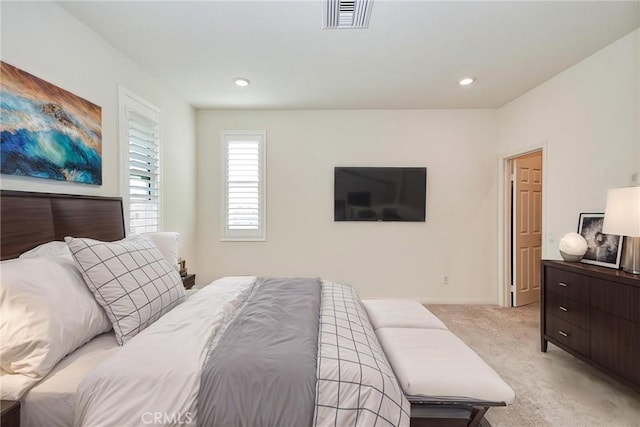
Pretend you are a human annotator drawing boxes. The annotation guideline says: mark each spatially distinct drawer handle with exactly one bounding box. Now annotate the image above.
[559,282,568,287]
[559,306,568,312]
[558,330,568,337]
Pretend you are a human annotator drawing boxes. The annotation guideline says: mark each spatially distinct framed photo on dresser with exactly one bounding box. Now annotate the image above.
[577,212,623,269]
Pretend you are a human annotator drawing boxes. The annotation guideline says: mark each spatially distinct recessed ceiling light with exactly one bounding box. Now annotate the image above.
[234,78,250,87]
[459,78,475,86]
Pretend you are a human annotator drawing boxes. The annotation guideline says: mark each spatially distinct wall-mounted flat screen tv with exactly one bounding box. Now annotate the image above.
[334,167,427,222]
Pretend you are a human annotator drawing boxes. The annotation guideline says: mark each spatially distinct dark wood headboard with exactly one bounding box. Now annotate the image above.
[1,190,125,260]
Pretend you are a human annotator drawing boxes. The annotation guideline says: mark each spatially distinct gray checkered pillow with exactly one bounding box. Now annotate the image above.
[65,236,186,345]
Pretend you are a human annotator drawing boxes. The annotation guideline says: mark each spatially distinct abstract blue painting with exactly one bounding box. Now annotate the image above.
[1,61,102,184]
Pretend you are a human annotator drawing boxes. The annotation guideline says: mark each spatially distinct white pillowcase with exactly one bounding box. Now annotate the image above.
[18,234,180,270]
[19,241,73,260]
[140,232,180,272]
[66,236,186,345]
[0,257,112,398]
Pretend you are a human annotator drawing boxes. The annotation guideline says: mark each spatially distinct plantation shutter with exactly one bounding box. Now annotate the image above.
[127,107,160,235]
[222,131,266,241]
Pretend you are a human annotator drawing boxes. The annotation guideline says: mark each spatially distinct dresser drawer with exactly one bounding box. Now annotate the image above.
[591,279,640,324]
[546,314,590,357]
[546,290,590,331]
[545,267,590,304]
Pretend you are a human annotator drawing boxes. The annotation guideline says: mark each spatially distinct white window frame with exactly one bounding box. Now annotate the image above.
[118,86,162,236]
[221,130,267,241]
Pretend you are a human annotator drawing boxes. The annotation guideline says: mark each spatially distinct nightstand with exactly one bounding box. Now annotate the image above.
[181,273,196,290]
[1,400,20,427]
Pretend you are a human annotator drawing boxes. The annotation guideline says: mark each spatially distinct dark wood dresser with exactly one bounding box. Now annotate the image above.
[541,260,640,391]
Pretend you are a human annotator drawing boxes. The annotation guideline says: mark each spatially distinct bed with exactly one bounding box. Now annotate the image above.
[0,190,513,427]
[0,190,411,426]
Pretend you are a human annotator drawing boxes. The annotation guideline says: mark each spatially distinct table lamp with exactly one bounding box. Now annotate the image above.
[602,186,640,274]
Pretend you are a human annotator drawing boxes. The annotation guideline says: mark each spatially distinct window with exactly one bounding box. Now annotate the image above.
[119,87,161,236]
[221,131,266,241]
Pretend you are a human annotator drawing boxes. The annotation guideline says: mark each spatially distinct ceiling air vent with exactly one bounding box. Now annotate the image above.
[324,0,373,29]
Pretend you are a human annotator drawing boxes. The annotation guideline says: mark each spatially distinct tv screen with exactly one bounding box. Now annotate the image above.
[334,167,426,222]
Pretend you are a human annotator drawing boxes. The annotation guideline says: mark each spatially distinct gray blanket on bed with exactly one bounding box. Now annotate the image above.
[198,277,322,427]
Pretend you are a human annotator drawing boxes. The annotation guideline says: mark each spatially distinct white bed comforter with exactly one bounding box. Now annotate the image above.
[75,277,410,427]
[74,276,256,427]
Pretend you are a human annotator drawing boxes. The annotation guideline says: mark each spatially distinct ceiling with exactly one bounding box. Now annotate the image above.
[58,1,639,110]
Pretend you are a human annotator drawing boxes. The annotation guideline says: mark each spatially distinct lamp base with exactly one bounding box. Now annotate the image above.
[621,236,640,275]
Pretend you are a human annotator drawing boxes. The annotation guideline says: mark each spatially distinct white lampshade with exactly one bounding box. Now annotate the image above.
[602,187,640,237]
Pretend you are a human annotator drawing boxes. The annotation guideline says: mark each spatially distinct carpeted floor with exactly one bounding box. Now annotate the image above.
[426,303,640,427]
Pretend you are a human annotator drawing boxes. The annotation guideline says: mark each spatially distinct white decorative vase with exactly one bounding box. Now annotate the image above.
[558,232,588,262]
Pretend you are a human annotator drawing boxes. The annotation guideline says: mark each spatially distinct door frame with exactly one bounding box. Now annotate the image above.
[497,143,548,307]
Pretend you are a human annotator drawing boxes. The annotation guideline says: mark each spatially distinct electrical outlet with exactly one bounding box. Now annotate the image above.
[631,172,638,186]
[443,275,449,285]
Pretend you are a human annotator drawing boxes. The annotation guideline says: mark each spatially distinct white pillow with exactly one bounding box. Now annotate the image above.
[140,232,180,272]
[66,236,186,345]
[1,368,41,400]
[0,257,112,391]
[18,234,180,268]
[19,241,73,260]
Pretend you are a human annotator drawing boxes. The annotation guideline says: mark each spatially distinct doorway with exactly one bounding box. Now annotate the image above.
[499,148,544,307]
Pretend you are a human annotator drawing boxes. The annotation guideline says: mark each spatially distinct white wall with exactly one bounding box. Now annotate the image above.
[497,29,639,260]
[198,29,638,303]
[197,110,498,302]
[0,2,197,269]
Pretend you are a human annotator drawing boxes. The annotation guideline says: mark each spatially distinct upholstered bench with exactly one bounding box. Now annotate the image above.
[362,299,448,330]
[362,299,515,427]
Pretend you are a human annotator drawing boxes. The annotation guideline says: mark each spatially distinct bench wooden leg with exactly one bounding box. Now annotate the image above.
[468,406,489,427]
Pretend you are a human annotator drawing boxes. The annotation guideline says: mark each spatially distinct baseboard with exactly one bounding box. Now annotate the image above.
[361,296,498,305]
[418,297,498,305]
